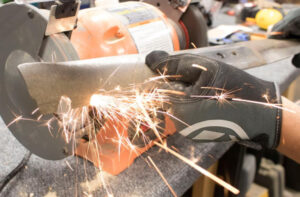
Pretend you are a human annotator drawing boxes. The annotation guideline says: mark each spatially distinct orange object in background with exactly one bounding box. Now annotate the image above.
[71,2,180,175]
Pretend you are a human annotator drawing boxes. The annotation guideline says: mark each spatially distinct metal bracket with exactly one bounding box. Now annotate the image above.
[45,0,80,36]
[169,0,187,8]
[143,0,191,22]
[55,0,79,19]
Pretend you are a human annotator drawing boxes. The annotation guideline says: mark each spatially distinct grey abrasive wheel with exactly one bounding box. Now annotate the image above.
[0,3,79,160]
[180,4,209,48]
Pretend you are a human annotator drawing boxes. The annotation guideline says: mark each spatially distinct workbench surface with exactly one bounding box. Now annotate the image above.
[1,56,299,197]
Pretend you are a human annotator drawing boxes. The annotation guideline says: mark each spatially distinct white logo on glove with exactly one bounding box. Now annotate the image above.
[179,120,249,140]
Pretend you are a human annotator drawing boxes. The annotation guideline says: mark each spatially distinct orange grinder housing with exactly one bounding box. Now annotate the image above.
[70,2,180,175]
[71,2,180,59]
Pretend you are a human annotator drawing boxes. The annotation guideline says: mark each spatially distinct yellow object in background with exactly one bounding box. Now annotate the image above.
[255,8,283,30]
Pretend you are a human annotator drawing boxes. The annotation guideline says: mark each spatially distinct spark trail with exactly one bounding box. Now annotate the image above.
[154,141,240,195]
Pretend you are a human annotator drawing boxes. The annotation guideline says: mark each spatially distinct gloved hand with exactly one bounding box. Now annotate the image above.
[269,8,300,39]
[146,51,282,149]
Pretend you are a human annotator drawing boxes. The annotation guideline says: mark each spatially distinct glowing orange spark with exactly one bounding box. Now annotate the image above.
[192,64,207,71]
[262,94,270,103]
[148,156,177,197]
[200,87,226,91]
[157,89,186,96]
[232,98,295,113]
[65,161,74,171]
[171,146,179,153]
[154,141,240,195]
[6,115,22,128]
[190,42,197,49]
[31,108,39,115]
[148,75,182,82]
[37,114,43,121]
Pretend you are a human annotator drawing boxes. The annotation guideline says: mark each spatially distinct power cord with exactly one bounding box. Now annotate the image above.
[0,152,31,193]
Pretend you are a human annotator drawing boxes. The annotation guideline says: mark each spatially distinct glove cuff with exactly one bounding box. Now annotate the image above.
[272,82,282,149]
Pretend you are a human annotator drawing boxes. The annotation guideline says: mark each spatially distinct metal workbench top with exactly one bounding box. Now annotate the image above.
[0,55,299,197]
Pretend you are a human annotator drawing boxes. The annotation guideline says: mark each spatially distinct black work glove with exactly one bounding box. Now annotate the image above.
[269,8,300,39]
[146,51,282,149]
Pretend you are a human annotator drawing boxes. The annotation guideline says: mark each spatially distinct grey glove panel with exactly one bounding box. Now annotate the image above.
[207,61,279,103]
[146,51,219,88]
[171,99,280,149]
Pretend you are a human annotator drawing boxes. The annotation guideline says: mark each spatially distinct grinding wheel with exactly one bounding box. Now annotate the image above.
[180,4,208,48]
[0,3,79,160]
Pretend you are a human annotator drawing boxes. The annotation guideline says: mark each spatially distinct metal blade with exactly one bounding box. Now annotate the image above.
[18,39,300,114]
[18,54,153,114]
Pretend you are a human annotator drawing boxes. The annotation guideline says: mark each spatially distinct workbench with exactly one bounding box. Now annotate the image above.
[0,55,299,197]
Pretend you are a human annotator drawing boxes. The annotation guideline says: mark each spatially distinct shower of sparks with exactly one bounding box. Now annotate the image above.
[53,72,187,148]
[54,80,242,195]
[88,87,168,144]
[148,156,177,197]
[154,141,240,195]
[48,79,179,196]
